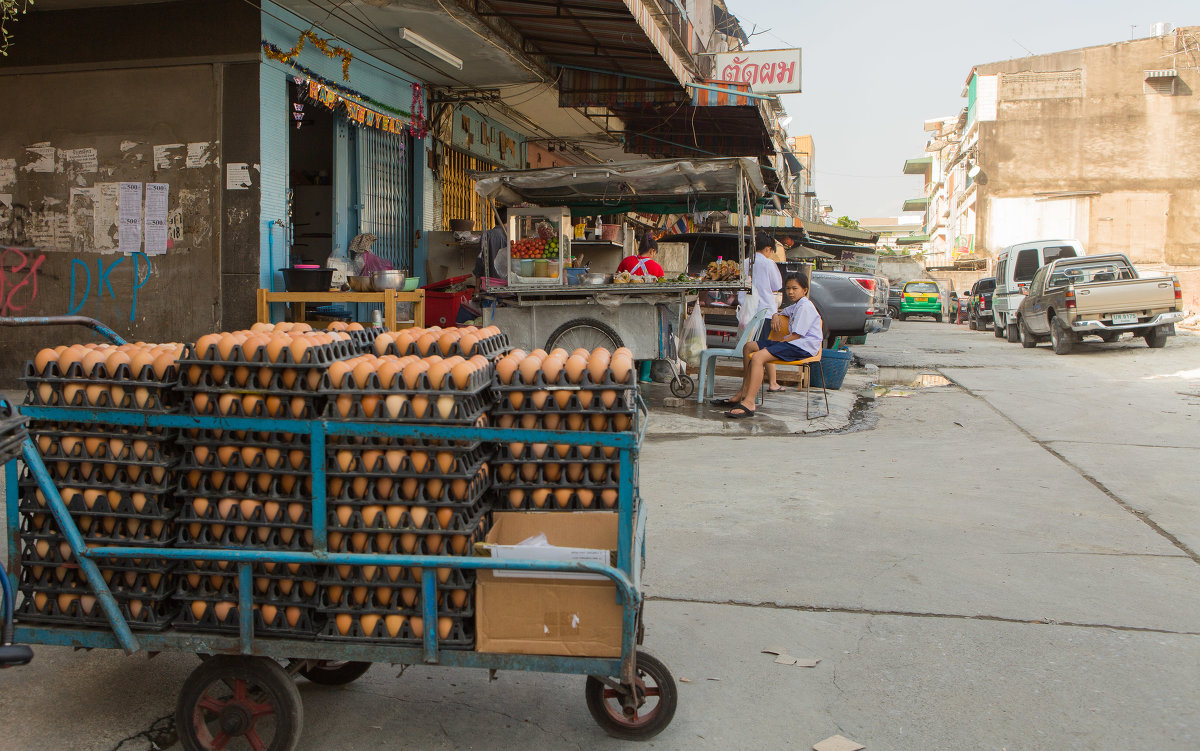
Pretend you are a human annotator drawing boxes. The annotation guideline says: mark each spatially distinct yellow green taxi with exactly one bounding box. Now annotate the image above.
[900,281,943,322]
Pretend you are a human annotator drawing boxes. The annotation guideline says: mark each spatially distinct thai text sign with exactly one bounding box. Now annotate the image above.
[714,49,802,94]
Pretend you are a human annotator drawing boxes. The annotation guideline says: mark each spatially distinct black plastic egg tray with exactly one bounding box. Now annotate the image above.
[375,331,511,360]
[22,360,179,412]
[177,388,324,419]
[0,397,29,465]
[18,556,174,600]
[175,562,322,604]
[175,501,316,550]
[173,598,324,638]
[181,338,356,368]
[18,500,175,547]
[325,505,488,557]
[347,327,383,352]
[17,588,178,631]
[325,466,490,507]
[325,439,490,479]
[318,611,474,649]
[320,363,495,425]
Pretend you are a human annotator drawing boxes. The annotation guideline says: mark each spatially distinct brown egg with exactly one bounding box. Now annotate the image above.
[376,360,400,389]
[415,333,438,356]
[33,347,58,375]
[600,389,618,408]
[402,360,430,389]
[426,361,450,390]
[610,353,633,383]
[600,488,618,508]
[328,360,352,389]
[518,355,543,385]
[495,356,519,385]
[587,349,611,383]
[450,361,475,390]
[335,613,353,635]
[564,355,588,384]
[195,333,222,359]
[411,395,429,418]
[531,488,551,508]
[80,349,109,377]
[437,330,460,356]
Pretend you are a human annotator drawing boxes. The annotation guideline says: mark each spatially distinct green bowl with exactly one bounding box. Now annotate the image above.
[402,277,420,291]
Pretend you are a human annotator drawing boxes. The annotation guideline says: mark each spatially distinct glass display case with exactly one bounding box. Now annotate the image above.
[506,207,570,287]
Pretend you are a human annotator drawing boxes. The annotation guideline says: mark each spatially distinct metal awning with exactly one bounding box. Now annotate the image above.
[895,234,930,245]
[786,246,834,260]
[477,0,695,107]
[620,80,774,165]
[470,157,766,214]
[902,197,931,212]
[903,157,932,174]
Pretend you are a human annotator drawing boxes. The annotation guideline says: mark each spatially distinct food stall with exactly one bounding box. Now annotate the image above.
[470,158,766,397]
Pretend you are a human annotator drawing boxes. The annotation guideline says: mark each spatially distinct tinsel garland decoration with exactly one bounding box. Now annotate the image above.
[263,30,353,81]
[264,42,415,120]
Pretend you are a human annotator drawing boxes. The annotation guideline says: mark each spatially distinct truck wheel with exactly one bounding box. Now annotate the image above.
[1019,318,1039,348]
[993,319,1005,338]
[888,305,899,319]
[1006,321,1020,343]
[1144,326,1168,348]
[935,314,943,323]
[1050,317,1074,355]
[968,314,977,330]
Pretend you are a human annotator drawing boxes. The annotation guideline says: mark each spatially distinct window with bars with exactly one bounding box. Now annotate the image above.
[351,123,414,271]
[441,148,497,231]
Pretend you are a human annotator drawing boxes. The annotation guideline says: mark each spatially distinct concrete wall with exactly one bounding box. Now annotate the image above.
[972,29,1200,309]
[0,1,260,379]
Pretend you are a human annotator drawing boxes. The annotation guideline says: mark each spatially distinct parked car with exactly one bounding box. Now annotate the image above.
[948,291,968,324]
[887,288,902,319]
[1015,253,1184,354]
[898,281,942,321]
[966,277,996,330]
[659,232,891,345]
[993,239,1085,342]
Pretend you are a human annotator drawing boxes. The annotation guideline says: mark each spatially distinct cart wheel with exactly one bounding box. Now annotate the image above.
[669,373,694,398]
[298,660,372,686]
[177,655,303,751]
[545,318,624,353]
[585,650,677,740]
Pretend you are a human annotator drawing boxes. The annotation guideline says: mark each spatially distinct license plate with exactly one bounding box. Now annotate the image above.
[1111,313,1137,324]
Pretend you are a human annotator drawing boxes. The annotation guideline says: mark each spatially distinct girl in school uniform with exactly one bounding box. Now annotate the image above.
[714,272,823,418]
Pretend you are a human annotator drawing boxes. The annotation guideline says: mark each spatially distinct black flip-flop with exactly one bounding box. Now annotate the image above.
[710,397,738,407]
[724,406,756,418]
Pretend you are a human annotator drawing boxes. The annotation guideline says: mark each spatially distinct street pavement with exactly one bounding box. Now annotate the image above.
[1,321,1197,750]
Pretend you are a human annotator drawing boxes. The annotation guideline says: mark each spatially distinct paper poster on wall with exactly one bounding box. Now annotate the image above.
[0,193,11,210]
[153,144,184,171]
[23,145,56,173]
[226,163,252,189]
[63,148,98,173]
[92,183,119,251]
[118,182,143,253]
[144,182,169,255]
[186,142,213,168]
[0,159,15,191]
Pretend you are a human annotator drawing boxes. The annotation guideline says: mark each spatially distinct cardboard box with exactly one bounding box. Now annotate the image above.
[476,512,623,657]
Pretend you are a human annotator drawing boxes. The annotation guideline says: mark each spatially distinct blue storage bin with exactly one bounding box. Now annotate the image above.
[565,267,589,285]
[811,348,852,390]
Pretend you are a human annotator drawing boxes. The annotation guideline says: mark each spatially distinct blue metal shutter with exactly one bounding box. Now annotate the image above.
[353,124,413,272]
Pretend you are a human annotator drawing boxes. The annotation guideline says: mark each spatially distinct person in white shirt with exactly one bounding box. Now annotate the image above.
[738,233,785,390]
[715,272,823,418]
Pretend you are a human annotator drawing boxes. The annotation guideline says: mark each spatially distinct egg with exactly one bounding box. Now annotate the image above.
[426,361,450,390]
[610,353,633,383]
[335,613,353,635]
[327,360,352,388]
[564,355,588,384]
[151,352,177,380]
[496,356,519,385]
[450,361,475,390]
[519,355,543,385]
[554,488,573,508]
[541,355,564,384]
[437,330,460,356]
[81,349,109,377]
[600,488,618,508]
[531,488,551,508]
[415,333,438,356]
[353,361,376,389]
[33,347,58,375]
[587,349,611,383]
[402,360,429,389]
[457,334,479,357]
[195,333,221,359]
[411,395,429,418]
[376,360,400,389]
[600,389,618,408]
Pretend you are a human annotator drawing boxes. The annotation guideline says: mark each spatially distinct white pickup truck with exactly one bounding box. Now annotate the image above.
[1016,253,1185,354]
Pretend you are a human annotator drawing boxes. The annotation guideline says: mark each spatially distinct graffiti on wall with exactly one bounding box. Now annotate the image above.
[68,252,153,322]
[0,247,46,315]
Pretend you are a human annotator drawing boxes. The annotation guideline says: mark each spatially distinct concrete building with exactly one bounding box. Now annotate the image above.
[952,24,1200,309]
[860,216,925,255]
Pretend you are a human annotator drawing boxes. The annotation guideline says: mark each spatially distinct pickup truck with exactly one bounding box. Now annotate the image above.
[967,277,995,331]
[1016,253,1184,354]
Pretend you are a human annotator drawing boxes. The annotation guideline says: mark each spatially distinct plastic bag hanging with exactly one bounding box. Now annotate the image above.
[680,303,707,368]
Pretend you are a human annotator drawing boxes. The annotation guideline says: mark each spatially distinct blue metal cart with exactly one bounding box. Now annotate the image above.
[0,316,676,749]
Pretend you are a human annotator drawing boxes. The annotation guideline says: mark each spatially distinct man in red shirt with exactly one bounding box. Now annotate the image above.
[616,234,665,278]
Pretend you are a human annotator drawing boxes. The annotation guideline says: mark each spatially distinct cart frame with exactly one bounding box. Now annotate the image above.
[0,315,668,744]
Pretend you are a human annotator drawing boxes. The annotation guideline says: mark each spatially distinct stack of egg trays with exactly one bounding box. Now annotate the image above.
[377,331,512,361]
[175,338,354,419]
[317,561,478,648]
[319,361,496,424]
[22,357,180,412]
[0,397,29,465]
[172,560,326,638]
[490,367,636,511]
[16,516,177,630]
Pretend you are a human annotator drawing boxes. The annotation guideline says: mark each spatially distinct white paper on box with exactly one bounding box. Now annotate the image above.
[490,544,610,580]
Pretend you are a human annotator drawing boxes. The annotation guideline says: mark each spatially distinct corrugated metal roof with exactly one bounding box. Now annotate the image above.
[483,0,694,99]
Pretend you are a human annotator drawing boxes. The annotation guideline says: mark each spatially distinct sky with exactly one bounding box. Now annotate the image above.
[727,0,1199,221]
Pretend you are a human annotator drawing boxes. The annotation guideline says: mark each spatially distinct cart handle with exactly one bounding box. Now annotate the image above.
[0,316,126,345]
[0,562,33,668]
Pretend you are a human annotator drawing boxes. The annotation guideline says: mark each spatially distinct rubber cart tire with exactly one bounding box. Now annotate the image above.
[177,655,303,751]
[669,373,694,398]
[586,650,678,741]
[298,660,372,686]
[546,319,624,353]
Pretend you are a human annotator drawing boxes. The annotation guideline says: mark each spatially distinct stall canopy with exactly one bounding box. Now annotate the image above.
[471,157,766,215]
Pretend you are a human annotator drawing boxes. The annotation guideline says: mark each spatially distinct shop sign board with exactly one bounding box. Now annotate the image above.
[453,105,525,169]
[713,49,802,94]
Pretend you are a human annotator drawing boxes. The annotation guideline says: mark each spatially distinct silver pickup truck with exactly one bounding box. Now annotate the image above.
[1016,253,1184,354]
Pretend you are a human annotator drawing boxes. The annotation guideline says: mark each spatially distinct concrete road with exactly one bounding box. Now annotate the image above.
[1,321,1197,750]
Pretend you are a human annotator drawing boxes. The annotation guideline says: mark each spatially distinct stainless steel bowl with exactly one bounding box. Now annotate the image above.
[371,270,409,291]
[584,273,610,285]
[347,275,374,292]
